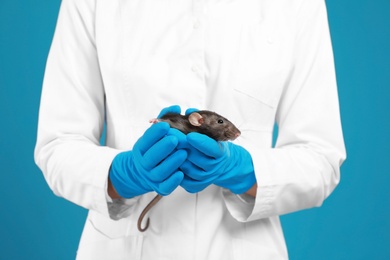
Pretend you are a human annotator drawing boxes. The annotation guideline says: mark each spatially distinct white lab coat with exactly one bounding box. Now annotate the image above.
[34,0,346,259]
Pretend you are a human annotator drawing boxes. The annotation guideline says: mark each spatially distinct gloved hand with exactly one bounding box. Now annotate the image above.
[157,105,213,192]
[181,133,256,194]
[109,122,187,198]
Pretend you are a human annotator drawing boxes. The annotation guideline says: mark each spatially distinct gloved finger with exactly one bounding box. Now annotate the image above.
[157,105,181,118]
[142,135,179,169]
[154,171,184,196]
[136,122,171,154]
[180,159,219,180]
[167,128,188,149]
[185,146,224,171]
[187,132,225,158]
[185,107,199,115]
[150,149,187,182]
[180,175,216,193]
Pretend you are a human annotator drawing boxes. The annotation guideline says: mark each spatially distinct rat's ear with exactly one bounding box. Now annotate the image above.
[188,112,204,126]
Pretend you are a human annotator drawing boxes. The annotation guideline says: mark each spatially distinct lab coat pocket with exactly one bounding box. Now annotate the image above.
[232,23,286,131]
[234,23,287,109]
[77,235,143,260]
[232,236,286,260]
[77,212,144,260]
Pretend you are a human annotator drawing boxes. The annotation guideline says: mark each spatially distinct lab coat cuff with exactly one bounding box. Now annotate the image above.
[247,186,276,221]
[107,197,141,220]
[104,184,141,220]
[222,189,255,222]
[96,149,141,220]
[91,147,122,217]
[105,181,113,203]
[223,186,276,222]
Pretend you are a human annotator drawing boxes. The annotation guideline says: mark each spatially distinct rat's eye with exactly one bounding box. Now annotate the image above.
[218,119,224,124]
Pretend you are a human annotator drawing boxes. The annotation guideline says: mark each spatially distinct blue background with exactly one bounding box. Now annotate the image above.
[1,0,389,259]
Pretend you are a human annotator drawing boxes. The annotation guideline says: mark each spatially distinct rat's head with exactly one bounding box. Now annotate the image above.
[188,111,241,141]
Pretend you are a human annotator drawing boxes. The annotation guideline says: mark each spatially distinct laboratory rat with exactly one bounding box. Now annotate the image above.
[137,110,241,232]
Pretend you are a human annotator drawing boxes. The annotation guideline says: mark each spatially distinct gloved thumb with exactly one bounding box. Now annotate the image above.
[187,132,225,158]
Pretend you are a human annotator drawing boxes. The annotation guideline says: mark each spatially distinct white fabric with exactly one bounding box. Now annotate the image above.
[34,0,346,259]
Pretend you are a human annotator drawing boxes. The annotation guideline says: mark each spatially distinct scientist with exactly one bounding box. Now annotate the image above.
[35,0,346,259]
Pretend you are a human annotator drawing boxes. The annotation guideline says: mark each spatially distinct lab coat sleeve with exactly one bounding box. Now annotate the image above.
[34,0,137,218]
[223,0,346,221]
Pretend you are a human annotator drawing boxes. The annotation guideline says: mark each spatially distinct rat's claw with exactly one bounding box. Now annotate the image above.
[149,118,160,124]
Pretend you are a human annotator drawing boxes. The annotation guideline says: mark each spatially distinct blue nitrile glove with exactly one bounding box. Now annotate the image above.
[109,122,187,198]
[181,133,256,194]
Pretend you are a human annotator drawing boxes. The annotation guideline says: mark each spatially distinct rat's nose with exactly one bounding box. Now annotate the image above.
[235,132,241,138]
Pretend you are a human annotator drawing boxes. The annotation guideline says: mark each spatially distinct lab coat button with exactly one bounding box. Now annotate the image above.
[193,21,201,29]
[191,65,199,73]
